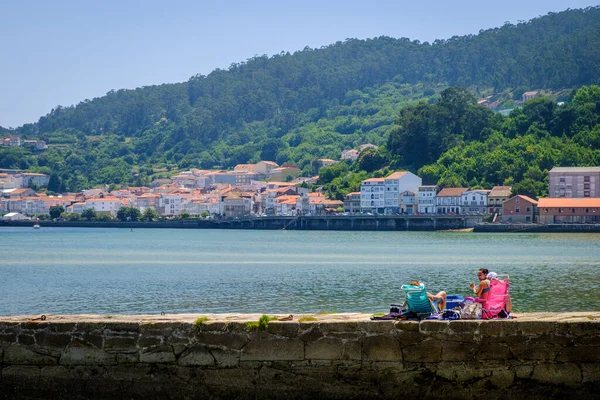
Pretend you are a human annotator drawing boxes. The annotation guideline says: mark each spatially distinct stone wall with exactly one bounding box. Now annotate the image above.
[1,313,599,399]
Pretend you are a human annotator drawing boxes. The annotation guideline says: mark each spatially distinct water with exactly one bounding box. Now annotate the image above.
[0,227,598,315]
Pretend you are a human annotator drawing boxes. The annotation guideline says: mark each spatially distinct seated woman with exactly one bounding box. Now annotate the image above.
[410,281,446,311]
[469,268,490,300]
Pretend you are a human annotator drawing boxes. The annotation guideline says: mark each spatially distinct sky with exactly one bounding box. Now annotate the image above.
[0,1,597,128]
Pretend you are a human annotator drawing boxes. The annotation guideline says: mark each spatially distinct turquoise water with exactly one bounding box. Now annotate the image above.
[0,227,598,315]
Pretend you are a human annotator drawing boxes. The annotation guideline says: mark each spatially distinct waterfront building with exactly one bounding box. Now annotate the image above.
[220,191,254,218]
[383,171,422,215]
[399,190,417,214]
[461,189,490,215]
[488,186,512,218]
[502,195,538,223]
[275,195,302,216]
[418,186,437,214]
[537,197,600,224]
[436,187,467,214]
[86,196,128,217]
[548,167,600,198]
[360,178,385,214]
[343,192,361,214]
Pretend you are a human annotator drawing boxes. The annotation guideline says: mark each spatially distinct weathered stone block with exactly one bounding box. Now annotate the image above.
[196,332,249,350]
[298,325,324,342]
[489,368,515,389]
[305,337,344,360]
[514,364,533,379]
[319,322,359,333]
[447,320,480,334]
[517,321,557,336]
[265,322,299,338]
[476,343,512,360]
[395,321,419,331]
[362,336,402,362]
[441,341,477,362]
[395,331,424,346]
[557,346,600,363]
[435,361,487,383]
[2,365,41,384]
[33,332,72,349]
[138,336,162,348]
[565,321,600,336]
[72,334,102,349]
[532,363,582,387]
[358,321,396,334]
[139,345,176,364]
[178,345,214,366]
[420,320,449,334]
[402,340,442,363]
[48,323,76,333]
[117,353,139,364]
[18,335,35,346]
[510,343,560,361]
[581,364,600,383]
[104,323,140,334]
[103,336,138,353]
[0,333,17,343]
[212,347,240,367]
[60,346,116,366]
[478,320,519,336]
[241,338,304,361]
[4,345,57,365]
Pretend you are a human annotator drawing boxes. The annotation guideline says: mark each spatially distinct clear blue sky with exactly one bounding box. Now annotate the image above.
[0,1,597,128]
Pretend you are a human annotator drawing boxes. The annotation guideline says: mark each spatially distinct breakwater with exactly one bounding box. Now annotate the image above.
[474,223,600,233]
[1,215,484,231]
[1,313,599,399]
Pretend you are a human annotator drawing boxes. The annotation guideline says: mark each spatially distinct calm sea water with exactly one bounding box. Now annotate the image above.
[0,227,598,315]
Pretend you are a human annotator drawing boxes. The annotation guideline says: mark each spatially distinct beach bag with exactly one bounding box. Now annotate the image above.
[460,299,482,319]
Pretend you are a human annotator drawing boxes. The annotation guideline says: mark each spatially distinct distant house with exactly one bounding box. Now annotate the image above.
[2,212,29,221]
[537,197,600,224]
[359,144,378,152]
[383,171,422,214]
[488,186,512,217]
[436,188,468,214]
[341,149,359,160]
[502,195,538,223]
[343,192,361,214]
[522,91,539,102]
[461,189,491,215]
[418,186,437,214]
[360,178,385,213]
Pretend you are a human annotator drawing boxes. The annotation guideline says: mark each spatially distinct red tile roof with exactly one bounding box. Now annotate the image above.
[437,188,468,197]
[537,198,600,208]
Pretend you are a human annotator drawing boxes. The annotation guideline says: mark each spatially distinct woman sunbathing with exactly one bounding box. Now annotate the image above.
[469,268,490,300]
[411,281,446,311]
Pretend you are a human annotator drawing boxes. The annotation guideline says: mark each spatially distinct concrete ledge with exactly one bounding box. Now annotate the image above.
[1,312,599,399]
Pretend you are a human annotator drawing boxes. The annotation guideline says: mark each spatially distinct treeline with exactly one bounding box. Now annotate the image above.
[317,85,600,200]
[1,7,600,192]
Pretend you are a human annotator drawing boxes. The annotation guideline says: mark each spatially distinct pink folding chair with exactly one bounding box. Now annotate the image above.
[480,274,510,319]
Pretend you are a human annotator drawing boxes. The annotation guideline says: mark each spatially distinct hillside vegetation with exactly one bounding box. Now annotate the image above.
[1,6,600,195]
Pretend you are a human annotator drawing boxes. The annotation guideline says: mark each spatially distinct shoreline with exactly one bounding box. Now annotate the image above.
[3,218,600,232]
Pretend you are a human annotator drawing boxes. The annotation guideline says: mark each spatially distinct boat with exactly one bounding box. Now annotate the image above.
[33,222,40,229]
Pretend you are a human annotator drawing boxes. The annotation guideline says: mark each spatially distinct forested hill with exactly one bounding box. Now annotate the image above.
[2,7,600,192]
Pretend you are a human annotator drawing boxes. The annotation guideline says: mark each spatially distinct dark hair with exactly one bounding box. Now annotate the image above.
[478,268,489,276]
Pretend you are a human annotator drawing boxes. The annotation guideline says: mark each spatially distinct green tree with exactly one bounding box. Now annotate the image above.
[142,208,159,221]
[49,205,64,220]
[81,208,97,221]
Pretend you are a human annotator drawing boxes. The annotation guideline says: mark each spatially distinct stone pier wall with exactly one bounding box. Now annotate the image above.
[0,313,599,399]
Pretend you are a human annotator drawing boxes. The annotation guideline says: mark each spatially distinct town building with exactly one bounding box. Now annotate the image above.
[502,195,538,223]
[360,178,385,213]
[522,91,539,102]
[343,192,361,214]
[399,191,417,215]
[461,189,490,215]
[383,171,422,214]
[341,149,359,161]
[537,198,600,224]
[548,167,600,198]
[488,186,512,218]
[418,186,437,214]
[436,188,467,214]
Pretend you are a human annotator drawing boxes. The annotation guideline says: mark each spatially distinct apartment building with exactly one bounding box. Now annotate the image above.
[360,178,385,213]
[383,171,422,214]
[461,189,490,215]
[548,167,600,198]
[436,188,467,214]
[537,198,600,224]
[502,195,538,223]
[418,186,437,214]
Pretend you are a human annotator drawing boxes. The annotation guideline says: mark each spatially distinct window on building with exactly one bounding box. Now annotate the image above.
[558,208,562,213]
[586,208,589,213]
[572,208,576,213]
[584,184,590,190]
[559,177,565,183]
[526,207,530,212]
[584,176,590,182]
[545,208,548,213]
[515,207,520,213]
